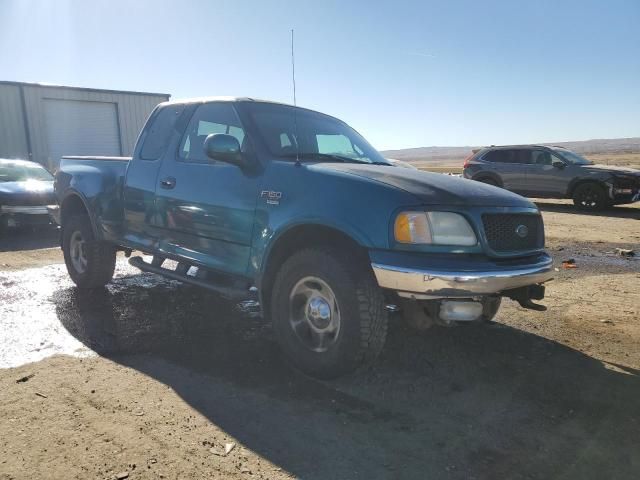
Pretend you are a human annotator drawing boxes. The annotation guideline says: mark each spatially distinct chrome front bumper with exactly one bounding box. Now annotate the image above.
[372,256,554,298]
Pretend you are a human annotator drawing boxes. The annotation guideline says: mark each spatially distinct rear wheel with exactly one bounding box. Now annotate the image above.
[62,214,116,288]
[572,182,607,210]
[271,248,388,379]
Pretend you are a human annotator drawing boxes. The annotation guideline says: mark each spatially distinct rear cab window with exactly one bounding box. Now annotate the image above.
[139,105,186,160]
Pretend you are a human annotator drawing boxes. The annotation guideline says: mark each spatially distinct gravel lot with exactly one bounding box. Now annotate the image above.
[1,200,639,480]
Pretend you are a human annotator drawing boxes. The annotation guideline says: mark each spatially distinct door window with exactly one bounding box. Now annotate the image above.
[550,152,566,165]
[483,149,524,164]
[179,103,246,163]
[140,105,185,160]
[531,150,552,165]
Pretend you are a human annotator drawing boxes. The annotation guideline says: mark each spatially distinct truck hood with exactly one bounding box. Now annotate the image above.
[582,164,640,176]
[0,180,55,206]
[311,163,535,207]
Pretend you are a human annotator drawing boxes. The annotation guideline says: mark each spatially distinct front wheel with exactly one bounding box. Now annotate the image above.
[572,182,608,210]
[62,214,116,288]
[271,248,388,379]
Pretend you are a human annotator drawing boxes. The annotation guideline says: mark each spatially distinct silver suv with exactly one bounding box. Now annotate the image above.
[463,145,640,210]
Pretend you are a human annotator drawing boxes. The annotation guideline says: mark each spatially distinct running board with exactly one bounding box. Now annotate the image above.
[128,256,253,301]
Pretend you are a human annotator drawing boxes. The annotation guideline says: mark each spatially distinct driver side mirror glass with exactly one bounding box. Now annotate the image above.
[204,134,244,167]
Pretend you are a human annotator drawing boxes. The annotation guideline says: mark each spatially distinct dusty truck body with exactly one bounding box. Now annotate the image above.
[52,97,554,378]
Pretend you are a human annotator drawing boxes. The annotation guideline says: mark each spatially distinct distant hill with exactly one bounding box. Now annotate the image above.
[381,137,640,165]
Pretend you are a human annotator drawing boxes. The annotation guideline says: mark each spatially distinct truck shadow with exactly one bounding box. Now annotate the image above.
[535,201,640,219]
[53,276,640,480]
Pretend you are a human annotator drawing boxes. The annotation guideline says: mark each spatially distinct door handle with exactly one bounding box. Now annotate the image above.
[160,177,176,189]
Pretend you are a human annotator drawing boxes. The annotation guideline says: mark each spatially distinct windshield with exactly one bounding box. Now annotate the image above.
[0,161,53,182]
[553,149,593,165]
[241,102,388,164]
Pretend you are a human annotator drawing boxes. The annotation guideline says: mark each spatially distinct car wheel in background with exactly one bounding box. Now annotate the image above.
[271,248,388,379]
[572,182,607,210]
[62,214,116,288]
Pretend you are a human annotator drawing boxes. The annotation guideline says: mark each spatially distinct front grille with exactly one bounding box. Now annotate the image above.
[482,213,544,253]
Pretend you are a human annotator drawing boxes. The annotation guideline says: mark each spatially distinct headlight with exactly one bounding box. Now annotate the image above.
[394,211,477,246]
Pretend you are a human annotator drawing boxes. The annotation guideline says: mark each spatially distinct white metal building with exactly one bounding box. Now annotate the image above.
[0,81,170,171]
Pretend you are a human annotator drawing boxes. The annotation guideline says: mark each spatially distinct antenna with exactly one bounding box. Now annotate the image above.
[291,29,297,107]
[291,29,301,166]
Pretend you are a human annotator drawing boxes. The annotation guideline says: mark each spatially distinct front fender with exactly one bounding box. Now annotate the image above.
[246,161,416,279]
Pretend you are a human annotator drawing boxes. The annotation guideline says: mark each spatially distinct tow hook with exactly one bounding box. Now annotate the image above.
[505,284,547,311]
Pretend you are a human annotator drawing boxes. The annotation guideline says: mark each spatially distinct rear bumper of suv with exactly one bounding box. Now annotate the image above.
[370,250,553,298]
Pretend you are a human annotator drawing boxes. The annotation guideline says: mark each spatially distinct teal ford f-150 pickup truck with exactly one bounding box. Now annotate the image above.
[52,97,553,378]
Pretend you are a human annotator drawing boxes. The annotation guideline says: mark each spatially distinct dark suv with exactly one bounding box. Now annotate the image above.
[463,145,640,210]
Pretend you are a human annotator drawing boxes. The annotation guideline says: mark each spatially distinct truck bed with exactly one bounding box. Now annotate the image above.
[60,156,131,162]
[55,155,132,242]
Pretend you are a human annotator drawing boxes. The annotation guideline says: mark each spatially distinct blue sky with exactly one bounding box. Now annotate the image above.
[1,0,638,150]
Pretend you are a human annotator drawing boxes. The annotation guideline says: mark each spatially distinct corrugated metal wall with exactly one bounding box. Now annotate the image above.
[0,84,29,159]
[0,82,169,171]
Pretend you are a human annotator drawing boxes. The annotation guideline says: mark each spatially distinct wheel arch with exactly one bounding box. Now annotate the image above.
[258,223,371,319]
[472,172,503,187]
[567,178,609,198]
[59,191,101,239]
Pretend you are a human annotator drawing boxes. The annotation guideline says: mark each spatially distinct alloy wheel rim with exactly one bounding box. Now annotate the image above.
[288,276,341,353]
[70,231,88,274]
[579,188,598,207]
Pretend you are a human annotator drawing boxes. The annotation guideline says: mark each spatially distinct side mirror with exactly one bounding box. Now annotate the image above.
[552,161,565,169]
[204,134,245,167]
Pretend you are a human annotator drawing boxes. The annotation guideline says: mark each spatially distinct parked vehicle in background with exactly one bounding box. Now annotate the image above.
[53,97,554,378]
[0,159,55,232]
[463,145,640,210]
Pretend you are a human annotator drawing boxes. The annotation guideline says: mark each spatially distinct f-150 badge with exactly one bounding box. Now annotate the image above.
[261,190,282,205]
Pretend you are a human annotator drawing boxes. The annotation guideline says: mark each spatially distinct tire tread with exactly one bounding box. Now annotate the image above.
[271,247,388,378]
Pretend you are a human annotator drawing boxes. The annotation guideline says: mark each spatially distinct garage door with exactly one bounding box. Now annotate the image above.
[44,99,121,166]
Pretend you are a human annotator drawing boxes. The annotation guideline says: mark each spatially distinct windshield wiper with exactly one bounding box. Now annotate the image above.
[281,153,388,165]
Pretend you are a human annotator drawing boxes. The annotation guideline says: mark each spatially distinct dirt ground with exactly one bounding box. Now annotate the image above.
[1,200,639,480]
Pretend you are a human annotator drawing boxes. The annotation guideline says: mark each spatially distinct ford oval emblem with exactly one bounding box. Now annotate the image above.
[515,224,529,238]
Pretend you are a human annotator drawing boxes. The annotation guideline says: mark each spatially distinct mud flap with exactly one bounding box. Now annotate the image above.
[504,284,547,311]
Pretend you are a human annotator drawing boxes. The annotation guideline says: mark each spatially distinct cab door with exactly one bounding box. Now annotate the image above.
[123,103,187,248]
[525,150,574,196]
[153,102,261,276]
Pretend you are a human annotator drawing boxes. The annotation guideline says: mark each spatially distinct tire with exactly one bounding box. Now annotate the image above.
[271,248,388,379]
[476,177,498,187]
[572,182,607,210]
[62,214,116,288]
